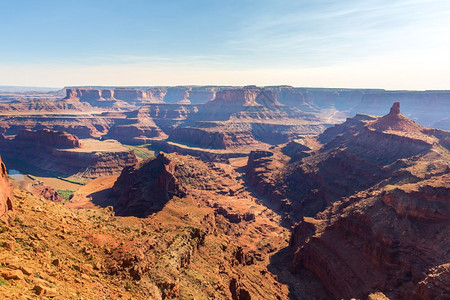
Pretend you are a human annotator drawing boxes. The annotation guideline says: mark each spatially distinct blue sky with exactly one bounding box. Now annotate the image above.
[1,0,449,89]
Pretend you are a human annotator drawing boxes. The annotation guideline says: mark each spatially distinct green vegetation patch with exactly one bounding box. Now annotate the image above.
[27,174,39,181]
[57,189,75,201]
[126,145,155,160]
[56,177,86,186]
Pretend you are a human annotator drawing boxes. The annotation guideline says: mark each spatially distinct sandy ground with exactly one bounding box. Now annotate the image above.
[35,176,83,190]
[60,139,129,153]
[67,176,118,209]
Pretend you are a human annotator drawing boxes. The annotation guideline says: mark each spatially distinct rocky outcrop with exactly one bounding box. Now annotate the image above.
[15,129,81,148]
[113,153,238,216]
[30,181,64,202]
[113,154,190,217]
[229,277,252,300]
[0,155,13,220]
[381,178,450,222]
[214,204,255,223]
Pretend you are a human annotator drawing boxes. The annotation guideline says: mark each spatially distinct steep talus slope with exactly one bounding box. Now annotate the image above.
[290,174,449,299]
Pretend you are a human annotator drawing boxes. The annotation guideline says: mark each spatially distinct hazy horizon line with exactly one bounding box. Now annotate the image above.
[2,84,447,92]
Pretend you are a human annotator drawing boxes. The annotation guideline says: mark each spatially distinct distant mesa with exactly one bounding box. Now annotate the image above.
[209,87,281,107]
[64,86,218,106]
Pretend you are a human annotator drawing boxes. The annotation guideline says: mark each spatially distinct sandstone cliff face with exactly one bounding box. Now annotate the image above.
[64,88,133,109]
[0,115,109,139]
[0,131,137,179]
[15,129,81,148]
[0,154,13,220]
[52,149,138,178]
[113,88,150,102]
[65,88,114,107]
[198,87,303,122]
[169,123,261,150]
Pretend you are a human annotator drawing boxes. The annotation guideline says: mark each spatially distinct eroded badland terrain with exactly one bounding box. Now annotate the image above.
[0,86,449,299]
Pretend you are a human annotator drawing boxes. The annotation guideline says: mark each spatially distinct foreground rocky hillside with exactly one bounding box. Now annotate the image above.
[1,151,325,299]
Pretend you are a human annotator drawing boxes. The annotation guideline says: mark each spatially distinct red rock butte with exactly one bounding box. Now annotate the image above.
[370,101,424,132]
